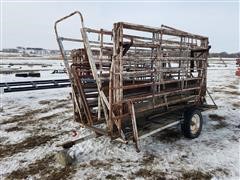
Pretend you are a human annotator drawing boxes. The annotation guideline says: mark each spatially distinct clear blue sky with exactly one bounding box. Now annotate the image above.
[1,1,239,53]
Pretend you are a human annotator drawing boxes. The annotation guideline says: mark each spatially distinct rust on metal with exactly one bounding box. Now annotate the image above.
[55,11,212,150]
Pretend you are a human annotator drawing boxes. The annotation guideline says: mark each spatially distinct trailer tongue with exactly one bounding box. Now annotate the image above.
[54,11,217,153]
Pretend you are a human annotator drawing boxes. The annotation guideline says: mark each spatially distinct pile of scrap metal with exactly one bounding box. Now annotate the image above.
[55,11,216,151]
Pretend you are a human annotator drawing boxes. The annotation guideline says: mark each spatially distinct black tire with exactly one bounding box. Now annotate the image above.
[181,109,203,139]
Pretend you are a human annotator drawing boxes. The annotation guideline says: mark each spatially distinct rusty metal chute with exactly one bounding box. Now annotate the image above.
[55,11,215,151]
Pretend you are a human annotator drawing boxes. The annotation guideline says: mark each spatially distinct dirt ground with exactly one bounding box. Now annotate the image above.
[1,61,239,179]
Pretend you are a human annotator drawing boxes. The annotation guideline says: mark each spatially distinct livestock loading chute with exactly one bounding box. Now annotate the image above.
[55,11,217,152]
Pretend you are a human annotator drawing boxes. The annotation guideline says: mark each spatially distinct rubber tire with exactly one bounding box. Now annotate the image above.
[181,109,203,139]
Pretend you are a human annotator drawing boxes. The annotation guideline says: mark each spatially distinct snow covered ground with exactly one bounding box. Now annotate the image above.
[0,58,239,179]
[0,58,68,82]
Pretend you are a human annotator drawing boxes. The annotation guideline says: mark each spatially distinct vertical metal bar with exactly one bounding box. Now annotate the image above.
[98,29,104,121]
[128,101,140,152]
[73,69,93,125]
[118,23,124,134]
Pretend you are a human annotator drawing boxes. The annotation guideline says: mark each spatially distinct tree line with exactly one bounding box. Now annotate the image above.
[209,52,240,58]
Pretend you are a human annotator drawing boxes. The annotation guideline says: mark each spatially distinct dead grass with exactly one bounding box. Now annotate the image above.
[0,135,54,159]
[1,98,76,179]
[56,99,70,103]
[46,165,77,180]
[155,128,181,143]
[232,102,240,108]
[37,114,58,122]
[209,114,225,121]
[212,87,240,96]
[51,102,69,110]
[89,159,112,169]
[226,85,237,89]
[223,90,240,96]
[211,167,229,176]
[105,174,123,180]
[38,99,68,105]
[141,153,156,165]
[134,168,152,177]
[0,108,48,125]
[1,101,71,126]
[0,137,8,143]
[17,114,56,126]
[129,168,227,180]
[130,168,166,179]
[6,154,77,180]
[6,154,55,179]
[38,100,51,105]
[18,109,72,127]
[208,114,228,129]
[181,170,212,180]
[5,126,24,132]
[212,87,222,93]
[213,121,228,130]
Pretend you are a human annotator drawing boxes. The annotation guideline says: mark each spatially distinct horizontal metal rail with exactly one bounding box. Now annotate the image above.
[0,79,71,93]
[139,121,180,140]
[0,79,70,87]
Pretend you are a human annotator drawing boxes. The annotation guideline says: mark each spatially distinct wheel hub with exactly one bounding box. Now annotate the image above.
[190,114,200,134]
